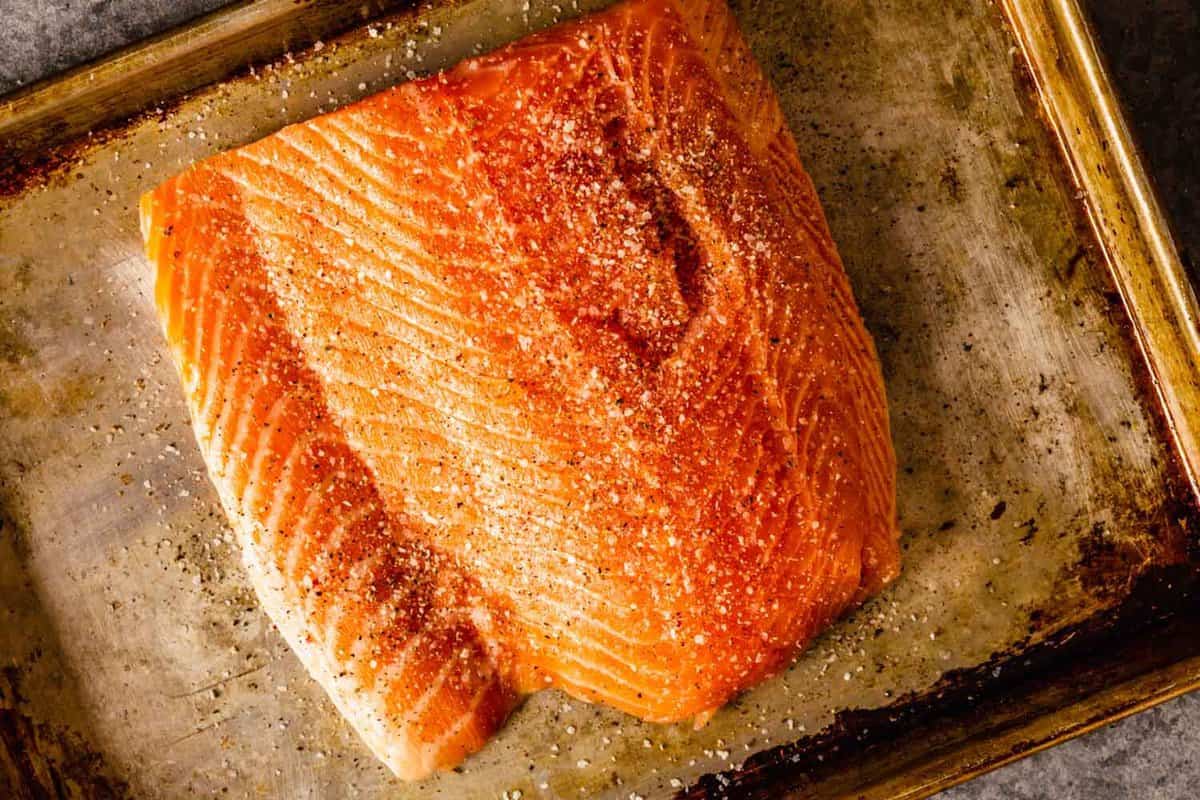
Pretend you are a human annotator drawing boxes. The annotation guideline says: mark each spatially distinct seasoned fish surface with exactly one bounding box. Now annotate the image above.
[141,0,899,779]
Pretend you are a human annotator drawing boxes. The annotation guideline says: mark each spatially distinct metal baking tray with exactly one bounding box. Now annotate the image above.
[2,0,1198,797]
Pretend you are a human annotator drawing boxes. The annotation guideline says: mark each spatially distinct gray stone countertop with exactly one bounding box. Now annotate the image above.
[2,1,1197,798]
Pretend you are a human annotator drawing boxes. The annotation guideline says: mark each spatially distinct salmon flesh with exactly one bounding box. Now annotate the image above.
[140,0,900,779]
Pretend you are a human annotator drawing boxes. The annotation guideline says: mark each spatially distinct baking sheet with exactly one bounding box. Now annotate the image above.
[0,0,1194,797]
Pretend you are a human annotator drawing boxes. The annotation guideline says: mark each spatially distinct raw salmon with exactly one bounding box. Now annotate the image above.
[141,0,899,779]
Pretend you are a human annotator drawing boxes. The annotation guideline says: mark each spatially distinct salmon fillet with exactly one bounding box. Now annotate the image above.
[140,0,899,779]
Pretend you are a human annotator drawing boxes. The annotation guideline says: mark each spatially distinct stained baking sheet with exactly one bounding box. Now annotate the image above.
[1,0,1197,798]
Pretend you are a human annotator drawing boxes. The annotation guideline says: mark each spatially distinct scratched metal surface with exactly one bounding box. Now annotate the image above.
[0,0,1191,797]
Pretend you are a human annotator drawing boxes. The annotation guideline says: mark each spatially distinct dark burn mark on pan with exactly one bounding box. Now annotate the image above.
[0,139,90,200]
[0,670,131,800]
[678,562,1200,799]
[999,0,1197,573]
[0,73,202,200]
[0,509,129,799]
[1,89,172,199]
[938,158,963,203]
